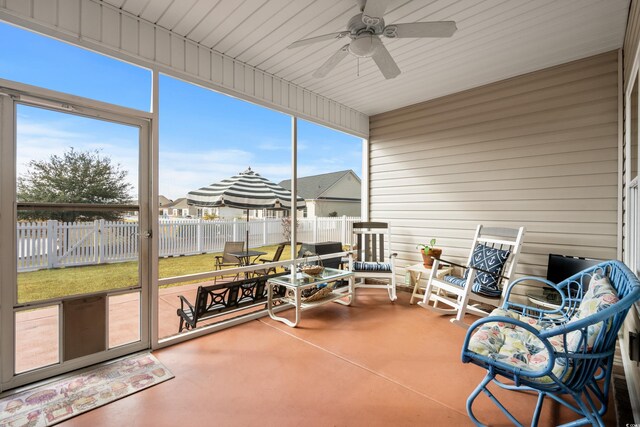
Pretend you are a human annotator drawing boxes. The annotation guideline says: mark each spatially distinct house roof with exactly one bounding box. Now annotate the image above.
[164,197,188,208]
[279,170,360,199]
[158,195,173,207]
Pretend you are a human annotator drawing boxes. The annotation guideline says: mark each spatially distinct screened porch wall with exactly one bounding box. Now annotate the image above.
[622,0,640,266]
[368,51,619,288]
[621,0,640,418]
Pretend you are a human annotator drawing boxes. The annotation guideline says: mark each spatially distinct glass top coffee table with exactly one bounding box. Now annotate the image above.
[267,267,354,327]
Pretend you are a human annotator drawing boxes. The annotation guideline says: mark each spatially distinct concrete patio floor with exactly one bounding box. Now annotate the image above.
[49,288,616,427]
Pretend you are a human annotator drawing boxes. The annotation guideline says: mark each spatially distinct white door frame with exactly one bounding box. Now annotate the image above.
[0,78,154,391]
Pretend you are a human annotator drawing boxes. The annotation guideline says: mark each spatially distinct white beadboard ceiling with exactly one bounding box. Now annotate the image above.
[103,0,629,116]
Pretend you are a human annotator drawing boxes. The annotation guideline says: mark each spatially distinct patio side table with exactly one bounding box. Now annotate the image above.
[407,263,453,304]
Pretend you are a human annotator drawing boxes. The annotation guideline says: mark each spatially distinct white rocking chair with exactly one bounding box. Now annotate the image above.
[348,222,397,301]
[418,225,525,328]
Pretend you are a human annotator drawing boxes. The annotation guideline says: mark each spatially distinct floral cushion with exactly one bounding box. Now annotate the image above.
[566,273,619,351]
[467,273,619,383]
[467,308,568,384]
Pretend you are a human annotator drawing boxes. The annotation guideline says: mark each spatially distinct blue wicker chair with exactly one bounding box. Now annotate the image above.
[461,260,640,427]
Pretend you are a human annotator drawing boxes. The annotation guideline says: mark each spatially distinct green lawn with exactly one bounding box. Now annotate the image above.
[17,244,293,304]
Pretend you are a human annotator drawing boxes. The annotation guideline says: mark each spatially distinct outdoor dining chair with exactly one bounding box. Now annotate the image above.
[214,241,244,283]
[255,243,286,275]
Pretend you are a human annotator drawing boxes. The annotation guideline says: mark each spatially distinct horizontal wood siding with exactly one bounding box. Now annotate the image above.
[369,51,619,283]
[0,0,368,137]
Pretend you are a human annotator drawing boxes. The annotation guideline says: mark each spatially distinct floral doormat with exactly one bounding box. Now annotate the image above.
[0,353,174,426]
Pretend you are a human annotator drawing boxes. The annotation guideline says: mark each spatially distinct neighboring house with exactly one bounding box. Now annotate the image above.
[159,195,260,220]
[279,170,361,218]
[158,195,172,208]
[158,195,173,217]
[161,197,199,218]
[213,206,258,220]
[159,195,222,218]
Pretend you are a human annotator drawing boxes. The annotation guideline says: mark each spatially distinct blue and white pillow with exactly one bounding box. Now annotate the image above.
[353,261,392,272]
[467,243,511,297]
[443,275,467,287]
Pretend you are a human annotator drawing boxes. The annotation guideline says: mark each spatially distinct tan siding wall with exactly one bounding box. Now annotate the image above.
[369,51,619,285]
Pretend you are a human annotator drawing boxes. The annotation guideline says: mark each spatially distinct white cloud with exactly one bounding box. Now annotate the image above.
[159,148,295,199]
[15,113,362,202]
[159,148,256,199]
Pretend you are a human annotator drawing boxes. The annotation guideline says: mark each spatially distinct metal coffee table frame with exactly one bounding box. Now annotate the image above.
[267,267,354,327]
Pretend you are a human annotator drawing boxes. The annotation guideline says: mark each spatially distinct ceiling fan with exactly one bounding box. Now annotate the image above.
[287,0,457,80]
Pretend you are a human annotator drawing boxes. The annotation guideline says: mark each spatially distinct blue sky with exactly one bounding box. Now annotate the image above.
[0,22,363,200]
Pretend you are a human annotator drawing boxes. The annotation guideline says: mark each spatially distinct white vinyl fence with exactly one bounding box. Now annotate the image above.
[17,216,360,272]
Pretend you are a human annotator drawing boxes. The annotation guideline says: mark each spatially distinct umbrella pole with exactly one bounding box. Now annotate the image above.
[246,209,249,256]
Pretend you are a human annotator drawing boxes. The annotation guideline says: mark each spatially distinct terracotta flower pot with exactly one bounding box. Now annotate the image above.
[421,248,442,267]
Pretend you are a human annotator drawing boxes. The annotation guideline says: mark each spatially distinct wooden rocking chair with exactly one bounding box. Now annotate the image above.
[418,225,525,328]
[348,222,397,301]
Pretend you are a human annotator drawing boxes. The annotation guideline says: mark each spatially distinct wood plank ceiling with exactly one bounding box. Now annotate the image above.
[101,0,630,116]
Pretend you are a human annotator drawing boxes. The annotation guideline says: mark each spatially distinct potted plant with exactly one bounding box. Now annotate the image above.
[416,239,442,267]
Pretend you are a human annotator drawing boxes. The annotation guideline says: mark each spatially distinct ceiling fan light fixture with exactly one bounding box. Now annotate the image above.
[289,0,457,80]
[349,34,376,57]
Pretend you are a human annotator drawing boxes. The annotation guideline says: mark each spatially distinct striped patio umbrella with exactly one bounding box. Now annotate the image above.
[186,167,305,210]
[187,167,305,251]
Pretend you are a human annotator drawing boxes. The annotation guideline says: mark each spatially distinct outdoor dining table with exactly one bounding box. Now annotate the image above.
[227,250,267,278]
[227,250,267,266]
[226,250,267,279]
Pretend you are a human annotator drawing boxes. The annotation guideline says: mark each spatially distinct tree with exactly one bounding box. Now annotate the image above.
[18,148,133,222]
[281,216,299,241]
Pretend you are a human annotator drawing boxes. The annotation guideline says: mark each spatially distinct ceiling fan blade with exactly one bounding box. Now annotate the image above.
[362,0,389,27]
[312,45,350,78]
[383,21,457,38]
[371,37,400,79]
[288,31,350,49]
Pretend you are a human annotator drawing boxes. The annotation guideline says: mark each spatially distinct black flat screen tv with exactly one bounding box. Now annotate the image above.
[546,254,602,284]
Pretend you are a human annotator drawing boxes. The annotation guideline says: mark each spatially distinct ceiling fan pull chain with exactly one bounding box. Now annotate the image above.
[357,57,360,77]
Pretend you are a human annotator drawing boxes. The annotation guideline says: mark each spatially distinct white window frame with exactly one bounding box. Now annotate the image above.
[622,48,640,423]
